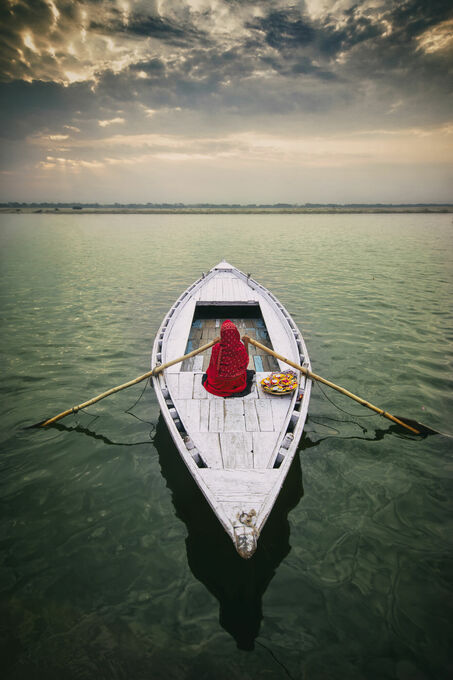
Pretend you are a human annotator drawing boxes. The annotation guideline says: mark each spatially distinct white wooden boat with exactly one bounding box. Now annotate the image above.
[151,261,312,558]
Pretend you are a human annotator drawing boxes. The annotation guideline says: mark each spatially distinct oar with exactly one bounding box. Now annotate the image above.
[33,338,219,428]
[244,336,429,436]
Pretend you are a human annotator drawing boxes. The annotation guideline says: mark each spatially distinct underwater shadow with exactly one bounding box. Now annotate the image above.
[154,415,304,651]
[48,420,154,447]
[303,414,433,448]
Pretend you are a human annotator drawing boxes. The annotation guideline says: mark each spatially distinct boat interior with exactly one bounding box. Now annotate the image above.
[162,301,303,473]
[180,303,280,373]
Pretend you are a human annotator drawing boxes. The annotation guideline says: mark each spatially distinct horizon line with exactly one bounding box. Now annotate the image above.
[2,201,453,208]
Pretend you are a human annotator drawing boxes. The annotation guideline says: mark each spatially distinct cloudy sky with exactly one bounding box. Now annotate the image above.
[1,0,452,203]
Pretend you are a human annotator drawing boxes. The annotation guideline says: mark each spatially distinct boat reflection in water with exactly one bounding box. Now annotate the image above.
[154,415,304,651]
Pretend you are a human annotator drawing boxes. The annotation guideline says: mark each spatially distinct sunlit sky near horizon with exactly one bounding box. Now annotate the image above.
[1,0,452,203]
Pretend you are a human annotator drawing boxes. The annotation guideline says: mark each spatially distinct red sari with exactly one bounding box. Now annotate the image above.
[204,320,249,397]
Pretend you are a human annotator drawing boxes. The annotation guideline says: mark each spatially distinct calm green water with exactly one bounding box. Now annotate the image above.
[1,214,452,680]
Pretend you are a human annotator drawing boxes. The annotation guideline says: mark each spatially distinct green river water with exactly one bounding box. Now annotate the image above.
[0,213,452,679]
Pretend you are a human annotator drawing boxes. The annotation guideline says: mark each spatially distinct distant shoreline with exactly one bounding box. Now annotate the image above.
[2,206,453,215]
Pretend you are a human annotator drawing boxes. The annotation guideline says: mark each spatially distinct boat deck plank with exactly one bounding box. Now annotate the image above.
[244,400,259,432]
[169,389,290,470]
[224,400,246,432]
[177,399,200,432]
[193,355,204,372]
[191,432,223,468]
[168,365,293,470]
[178,372,194,399]
[270,397,292,429]
[255,399,274,431]
[193,373,208,399]
[252,432,278,468]
[209,398,225,432]
[199,400,210,431]
[165,373,179,395]
[220,432,253,468]
[193,271,259,303]
[200,468,279,501]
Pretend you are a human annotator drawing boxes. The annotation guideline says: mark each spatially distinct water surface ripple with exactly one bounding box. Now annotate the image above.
[1,214,452,679]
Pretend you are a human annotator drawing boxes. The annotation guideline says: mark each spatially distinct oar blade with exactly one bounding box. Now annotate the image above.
[26,419,48,429]
[394,416,440,436]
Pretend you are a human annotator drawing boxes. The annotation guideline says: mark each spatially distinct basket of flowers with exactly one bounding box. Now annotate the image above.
[260,370,298,395]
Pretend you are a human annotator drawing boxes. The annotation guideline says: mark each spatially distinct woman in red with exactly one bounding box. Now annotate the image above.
[203,320,250,397]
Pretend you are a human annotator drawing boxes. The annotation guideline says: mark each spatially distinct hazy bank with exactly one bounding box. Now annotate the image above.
[2,205,453,215]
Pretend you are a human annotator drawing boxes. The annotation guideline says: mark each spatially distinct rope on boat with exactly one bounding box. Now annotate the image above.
[314,380,379,418]
[125,378,152,414]
[238,509,257,527]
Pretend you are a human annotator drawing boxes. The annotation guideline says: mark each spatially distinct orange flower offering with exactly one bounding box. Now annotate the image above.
[260,370,298,395]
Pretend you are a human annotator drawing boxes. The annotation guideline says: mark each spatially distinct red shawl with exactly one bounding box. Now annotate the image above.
[204,320,249,397]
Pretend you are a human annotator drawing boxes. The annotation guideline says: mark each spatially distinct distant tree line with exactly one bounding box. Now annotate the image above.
[1,202,452,209]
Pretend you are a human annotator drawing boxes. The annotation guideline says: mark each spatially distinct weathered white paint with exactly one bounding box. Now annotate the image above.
[244,400,259,432]
[224,399,246,432]
[165,373,179,395]
[255,399,274,431]
[209,398,224,432]
[191,432,223,468]
[200,468,280,500]
[164,298,197,373]
[193,373,208,399]
[178,372,194,400]
[193,355,204,372]
[220,432,253,468]
[176,399,200,432]
[199,399,210,432]
[194,270,259,303]
[259,297,297,371]
[252,432,278,468]
[151,261,312,559]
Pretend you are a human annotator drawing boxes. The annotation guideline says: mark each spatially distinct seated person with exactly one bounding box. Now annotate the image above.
[202,320,252,397]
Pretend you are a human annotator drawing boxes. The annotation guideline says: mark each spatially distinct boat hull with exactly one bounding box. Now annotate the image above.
[152,261,311,557]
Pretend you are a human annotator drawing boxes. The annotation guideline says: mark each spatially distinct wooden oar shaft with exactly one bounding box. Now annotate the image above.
[245,336,420,435]
[37,338,218,427]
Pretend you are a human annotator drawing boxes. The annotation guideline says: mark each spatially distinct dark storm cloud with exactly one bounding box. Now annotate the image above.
[249,8,315,49]
[0,0,52,79]
[0,0,452,204]
[388,0,451,40]
[317,0,453,58]
[0,0,93,83]
[129,58,165,76]
[244,0,452,77]
[317,12,383,57]
[317,0,452,119]
[1,0,451,98]
[90,12,209,47]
